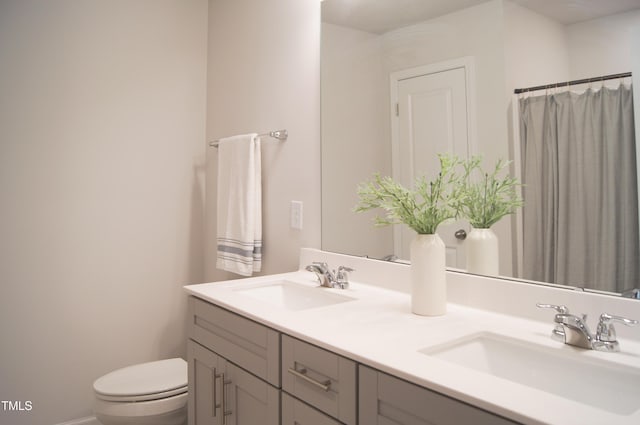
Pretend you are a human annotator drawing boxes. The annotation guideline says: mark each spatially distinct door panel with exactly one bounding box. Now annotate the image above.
[394,65,470,267]
[188,340,280,425]
[223,359,280,425]
[188,341,219,425]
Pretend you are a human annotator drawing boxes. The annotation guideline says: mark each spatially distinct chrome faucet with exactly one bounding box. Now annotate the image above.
[335,266,353,289]
[622,288,640,299]
[305,262,354,289]
[305,262,334,287]
[553,310,594,349]
[537,303,638,352]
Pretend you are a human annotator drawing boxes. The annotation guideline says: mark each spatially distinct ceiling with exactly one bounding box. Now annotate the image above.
[321,0,640,34]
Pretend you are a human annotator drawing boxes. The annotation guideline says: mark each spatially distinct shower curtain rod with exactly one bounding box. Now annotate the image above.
[514,72,632,94]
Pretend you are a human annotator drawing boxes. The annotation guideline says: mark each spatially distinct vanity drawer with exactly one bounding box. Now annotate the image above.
[359,365,520,425]
[282,335,356,425]
[188,296,280,387]
[282,392,342,425]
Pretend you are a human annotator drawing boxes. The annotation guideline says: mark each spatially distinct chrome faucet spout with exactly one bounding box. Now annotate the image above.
[554,313,594,349]
[305,262,354,289]
[305,262,335,288]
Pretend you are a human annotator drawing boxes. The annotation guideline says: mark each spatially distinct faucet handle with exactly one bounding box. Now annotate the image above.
[536,303,569,314]
[312,261,329,271]
[335,266,354,289]
[336,265,354,274]
[600,313,639,327]
[593,313,638,352]
[537,303,570,343]
[596,313,638,342]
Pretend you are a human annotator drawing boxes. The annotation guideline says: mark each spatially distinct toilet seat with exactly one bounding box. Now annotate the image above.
[95,386,187,402]
[94,358,187,402]
[93,392,188,425]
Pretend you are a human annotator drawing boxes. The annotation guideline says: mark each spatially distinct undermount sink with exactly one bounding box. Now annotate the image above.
[421,332,640,415]
[234,280,355,311]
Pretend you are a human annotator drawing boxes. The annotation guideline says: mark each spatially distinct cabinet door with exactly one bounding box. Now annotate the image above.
[221,357,280,425]
[281,392,342,425]
[359,365,519,425]
[189,340,280,425]
[188,340,221,425]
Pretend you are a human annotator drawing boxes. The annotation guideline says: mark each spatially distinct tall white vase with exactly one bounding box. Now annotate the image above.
[466,227,499,276]
[410,234,446,316]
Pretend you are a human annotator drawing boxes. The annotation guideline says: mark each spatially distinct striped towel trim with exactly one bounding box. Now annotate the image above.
[217,238,262,275]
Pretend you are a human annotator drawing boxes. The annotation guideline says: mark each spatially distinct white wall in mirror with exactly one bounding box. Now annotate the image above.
[322,23,391,259]
[321,0,640,285]
[323,0,510,272]
[567,9,640,77]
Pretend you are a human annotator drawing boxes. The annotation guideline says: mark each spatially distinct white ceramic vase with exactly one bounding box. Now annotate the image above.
[466,227,499,276]
[410,234,446,316]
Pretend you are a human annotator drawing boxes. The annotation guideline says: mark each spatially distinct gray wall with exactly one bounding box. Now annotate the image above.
[204,0,321,281]
[0,1,208,423]
[0,1,321,423]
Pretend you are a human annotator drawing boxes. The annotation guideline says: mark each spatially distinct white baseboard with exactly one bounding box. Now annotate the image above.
[54,416,100,425]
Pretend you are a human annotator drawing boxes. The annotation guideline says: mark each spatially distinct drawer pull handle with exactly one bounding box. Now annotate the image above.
[287,367,331,392]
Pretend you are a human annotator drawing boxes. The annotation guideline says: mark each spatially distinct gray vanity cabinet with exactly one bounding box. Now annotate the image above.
[187,295,520,425]
[359,365,519,425]
[187,297,280,425]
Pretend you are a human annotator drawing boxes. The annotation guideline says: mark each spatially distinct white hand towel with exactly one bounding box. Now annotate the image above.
[216,133,262,276]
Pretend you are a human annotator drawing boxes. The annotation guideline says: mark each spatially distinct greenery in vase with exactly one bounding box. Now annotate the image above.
[460,156,523,229]
[354,154,464,234]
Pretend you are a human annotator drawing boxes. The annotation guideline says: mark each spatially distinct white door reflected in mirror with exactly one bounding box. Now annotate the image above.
[392,60,474,268]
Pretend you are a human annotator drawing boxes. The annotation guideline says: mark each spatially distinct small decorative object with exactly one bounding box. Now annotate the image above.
[460,157,523,276]
[466,228,499,275]
[355,154,463,316]
[410,234,446,315]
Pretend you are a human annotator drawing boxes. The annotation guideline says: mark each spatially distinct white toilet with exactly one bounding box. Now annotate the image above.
[93,358,188,425]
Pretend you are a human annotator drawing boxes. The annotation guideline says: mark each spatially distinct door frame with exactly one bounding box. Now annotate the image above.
[389,57,478,258]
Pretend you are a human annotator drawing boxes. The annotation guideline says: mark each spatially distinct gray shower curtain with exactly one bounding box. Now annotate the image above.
[519,84,638,293]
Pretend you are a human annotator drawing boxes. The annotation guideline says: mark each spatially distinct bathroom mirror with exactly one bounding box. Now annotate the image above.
[320,0,640,295]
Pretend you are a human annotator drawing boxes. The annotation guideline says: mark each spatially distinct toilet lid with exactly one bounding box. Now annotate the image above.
[94,358,187,401]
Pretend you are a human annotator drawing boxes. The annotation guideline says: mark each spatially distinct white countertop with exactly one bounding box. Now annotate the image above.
[184,269,640,425]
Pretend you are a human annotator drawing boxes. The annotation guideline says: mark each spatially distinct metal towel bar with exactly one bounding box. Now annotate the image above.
[209,129,288,148]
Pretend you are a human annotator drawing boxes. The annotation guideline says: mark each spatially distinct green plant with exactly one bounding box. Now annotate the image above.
[354,154,464,234]
[460,156,523,229]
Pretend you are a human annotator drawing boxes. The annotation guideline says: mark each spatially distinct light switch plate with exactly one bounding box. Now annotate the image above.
[290,201,303,230]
